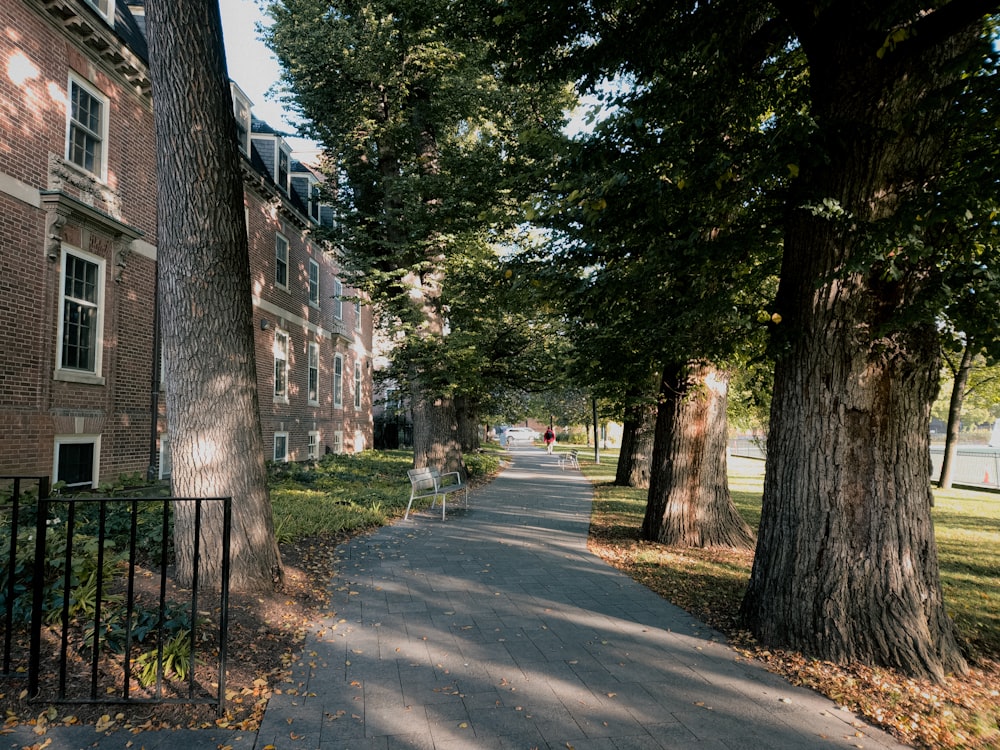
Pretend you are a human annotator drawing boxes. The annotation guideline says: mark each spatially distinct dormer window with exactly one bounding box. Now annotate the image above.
[277,147,290,194]
[310,186,321,222]
[230,83,252,154]
[83,0,115,23]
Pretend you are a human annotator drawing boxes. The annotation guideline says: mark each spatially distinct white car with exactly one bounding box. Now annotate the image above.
[504,426,540,443]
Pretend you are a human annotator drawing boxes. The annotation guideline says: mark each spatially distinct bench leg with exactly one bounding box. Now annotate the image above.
[404,496,415,520]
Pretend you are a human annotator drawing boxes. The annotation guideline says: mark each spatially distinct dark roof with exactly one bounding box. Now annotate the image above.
[114,1,148,62]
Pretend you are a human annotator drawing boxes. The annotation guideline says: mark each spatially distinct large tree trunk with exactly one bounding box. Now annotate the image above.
[741,7,975,681]
[615,372,659,489]
[455,394,481,452]
[146,0,282,592]
[938,341,975,490]
[641,362,755,549]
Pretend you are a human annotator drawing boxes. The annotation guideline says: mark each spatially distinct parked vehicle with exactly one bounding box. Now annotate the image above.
[504,426,540,443]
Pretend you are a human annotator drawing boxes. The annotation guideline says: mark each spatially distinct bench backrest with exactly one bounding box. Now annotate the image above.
[408,467,440,492]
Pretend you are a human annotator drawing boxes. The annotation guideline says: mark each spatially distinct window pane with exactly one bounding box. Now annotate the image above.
[309,261,319,304]
[333,356,343,406]
[275,236,288,287]
[308,344,319,402]
[69,83,103,174]
[61,253,99,372]
[58,442,94,487]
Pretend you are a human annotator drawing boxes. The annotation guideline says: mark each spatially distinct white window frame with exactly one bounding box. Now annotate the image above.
[333,353,344,408]
[307,430,320,460]
[273,329,289,402]
[333,277,343,319]
[354,360,362,410]
[158,433,171,480]
[53,435,101,489]
[277,144,291,194]
[55,245,105,385]
[230,83,252,154]
[354,300,362,332]
[332,430,344,454]
[308,342,320,405]
[66,74,109,180]
[275,234,289,290]
[308,259,320,307]
[82,0,114,22]
[273,432,289,463]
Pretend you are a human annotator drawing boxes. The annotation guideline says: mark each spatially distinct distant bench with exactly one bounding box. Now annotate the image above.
[404,467,469,521]
[558,449,580,470]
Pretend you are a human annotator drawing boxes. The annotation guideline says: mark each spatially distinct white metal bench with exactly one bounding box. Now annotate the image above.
[404,467,468,520]
[558,449,580,470]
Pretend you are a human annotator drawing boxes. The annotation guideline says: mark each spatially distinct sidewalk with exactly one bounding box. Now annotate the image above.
[4,447,910,749]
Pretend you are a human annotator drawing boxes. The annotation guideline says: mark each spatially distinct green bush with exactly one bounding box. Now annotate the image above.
[464,451,501,478]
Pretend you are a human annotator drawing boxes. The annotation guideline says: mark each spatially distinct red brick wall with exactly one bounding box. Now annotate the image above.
[1,2,375,486]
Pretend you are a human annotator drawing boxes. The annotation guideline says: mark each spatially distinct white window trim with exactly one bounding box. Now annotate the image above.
[332,430,344,454]
[308,342,320,405]
[275,233,289,290]
[53,434,101,489]
[273,432,289,463]
[308,259,320,307]
[65,73,109,181]
[158,433,171,480]
[354,300,362,332]
[55,245,106,385]
[354,360,362,410]
[83,0,115,23]
[307,430,320,460]
[333,353,344,408]
[273,329,289,403]
[333,277,343,319]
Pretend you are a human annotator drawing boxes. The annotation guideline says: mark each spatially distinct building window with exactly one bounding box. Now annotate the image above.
[333,354,343,408]
[333,277,343,319]
[54,436,100,489]
[83,0,114,21]
[275,234,289,289]
[307,431,319,460]
[273,330,289,401]
[308,342,319,405]
[57,247,104,377]
[231,84,251,153]
[278,148,290,194]
[66,76,108,178]
[332,430,344,454]
[310,185,321,222]
[308,259,320,306]
[273,432,289,463]
[354,300,362,332]
[158,434,172,480]
[354,360,362,409]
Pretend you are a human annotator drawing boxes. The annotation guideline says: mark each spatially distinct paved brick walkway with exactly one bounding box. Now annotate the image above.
[3,447,910,749]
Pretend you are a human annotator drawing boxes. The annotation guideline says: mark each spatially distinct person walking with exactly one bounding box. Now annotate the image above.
[543,426,556,454]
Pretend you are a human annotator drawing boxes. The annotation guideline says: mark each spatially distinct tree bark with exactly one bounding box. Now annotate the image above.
[147,0,282,591]
[938,341,975,490]
[455,394,481,452]
[615,372,659,489]
[641,363,755,549]
[741,7,976,680]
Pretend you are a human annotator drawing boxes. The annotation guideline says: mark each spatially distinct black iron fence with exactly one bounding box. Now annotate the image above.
[1,478,231,714]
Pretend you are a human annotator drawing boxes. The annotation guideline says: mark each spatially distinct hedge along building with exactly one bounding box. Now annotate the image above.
[0,0,373,489]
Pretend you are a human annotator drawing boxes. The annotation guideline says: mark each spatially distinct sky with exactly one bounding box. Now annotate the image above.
[218,0,320,156]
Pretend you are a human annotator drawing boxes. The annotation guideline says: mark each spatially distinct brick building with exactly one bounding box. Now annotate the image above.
[0,0,373,488]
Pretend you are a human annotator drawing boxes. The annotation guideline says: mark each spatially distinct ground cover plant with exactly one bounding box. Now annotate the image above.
[581,450,1000,749]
